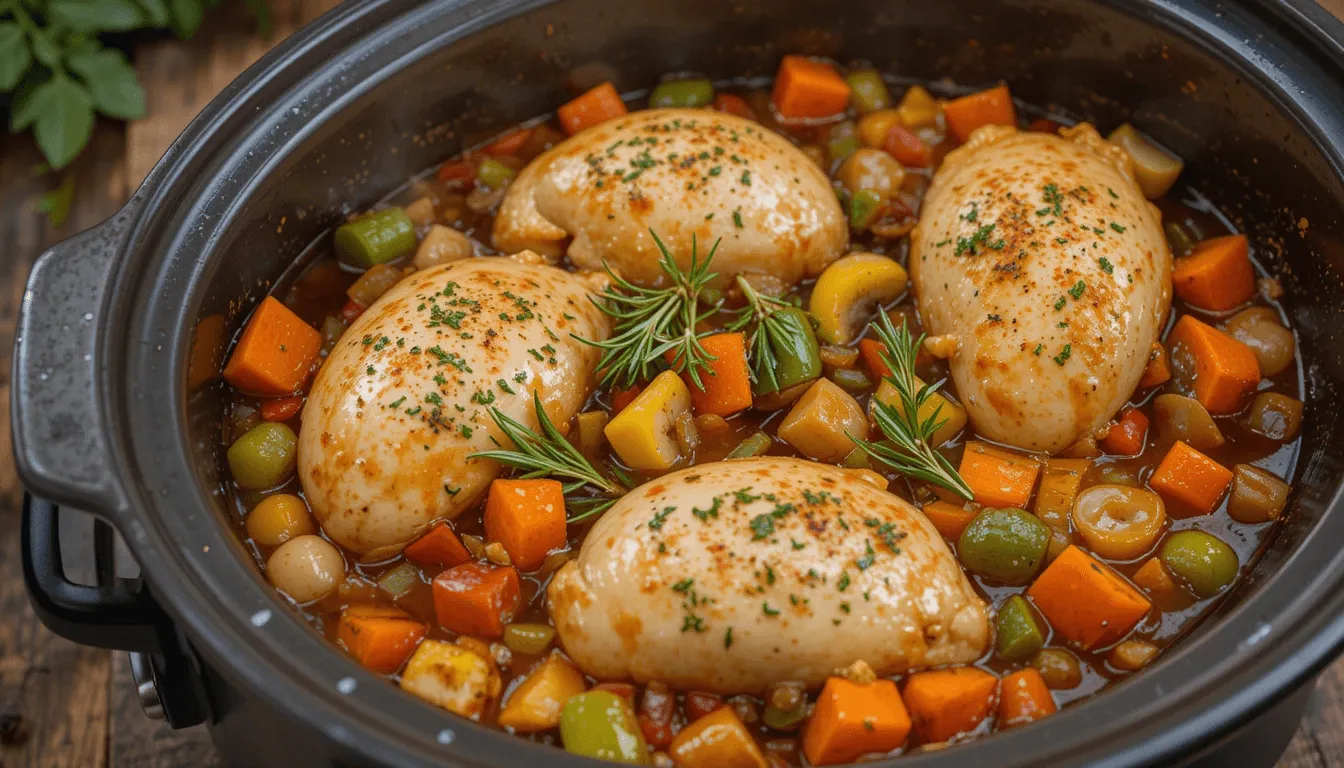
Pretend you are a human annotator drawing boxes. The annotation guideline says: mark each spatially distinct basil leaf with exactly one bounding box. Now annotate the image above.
[30,74,95,169]
[9,72,49,132]
[68,48,145,120]
[50,0,145,33]
[169,0,204,38]
[28,29,60,68]
[0,23,31,90]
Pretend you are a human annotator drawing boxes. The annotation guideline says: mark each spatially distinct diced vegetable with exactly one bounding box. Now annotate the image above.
[228,422,298,490]
[557,82,629,135]
[1031,649,1083,690]
[959,441,1041,508]
[377,562,421,599]
[762,681,808,731]
[1164,220,1195,255]
[685,691,724,721]
[1070,485,1167,560]
[1033,458,1089,540]
[998,669,1057,728]
[846,69,892,113]
[685,333,753,416]
[610,385,642,414]
[801,676,911,766]
[503,623,557,656]
[809,252,909,344]
[943,85,1016,143]
[1149,441,1234,516]
[498,651,588,733]
[1109,639,1159,671]
[1133,557,1181,603]
[639,681,676,748]
[920,500,977,540]
[895,84,939,128]
[726,431,773,459]
[829,367,872,392]
[771,55,851,120]
[826,134,860,165]
[187,313,227,391]
[1100,407,1148,456]
[1139,342,1172,389]
[594,682,638,702]
[1153,394,1225,453]
[401,639,499,720]
[604,370,694,470]
[902,667,998,743]
[414,225,475,269]
[870,377,967,448]
[958,507,1050,585]
[996,595,1045,661]
[751,307,821,395]
[1159,530,1239,598]
[334,208,416,268]
[649,78,715,108]
[431,563,521,638]
[712,92,756,120]
[1247,392,1303,441]
[668,706,769,767]
[1108,123,1183,199]
[1224,307,1295,377]
[484,479,567,572]
[476,158,516,189]
[266,534,345,602]
[437,159,476,186]
[260,395,303,423]
[571,410,610,461]
[1166,315,1260,414]
[1172,235,1255,311]
[838,148,906,202]
[1027,545,1151,649]
[857,109,902,147]
[337,605,426,674]
[1228,464,1290,524]
[882,122,933,167]
[481,128,532,157]
[346,262,405,307]
[559,690,650,764]
[222,297,322,396]
[245,493,314,547]
[776,378,869,462]
[404,522,472,568]
[848,189,882,232]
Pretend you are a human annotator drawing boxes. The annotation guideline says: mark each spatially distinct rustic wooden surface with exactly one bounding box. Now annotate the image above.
[1,1,1344,765]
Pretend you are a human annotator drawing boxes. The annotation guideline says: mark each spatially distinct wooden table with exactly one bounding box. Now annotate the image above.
[2,1,1344,765]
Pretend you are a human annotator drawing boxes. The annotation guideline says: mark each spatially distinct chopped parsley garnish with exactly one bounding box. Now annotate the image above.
[693,497,722,522]
[1053,344,1073,365]
[672,578,694,592]
[1054,297,1067,311]
[649,506,675,530]
[838,571,852,592]
[762,602,780,617]
[856,540,877,571]
[1099,257,1114,274]
[1068,280,1086,300]
[1110,221,1127,233]
[749,514,775,540]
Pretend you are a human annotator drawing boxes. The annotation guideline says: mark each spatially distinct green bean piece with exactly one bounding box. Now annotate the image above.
[334,208,416,268]
[996,595,1045,661]
[503,623,557,655]
[830,367,872,392]
[846,69,893,114]
[727,431,773,459]
[826,135,860,165]
[849,189,883,231]
[1164,221,1195,256]
[649,78,715,109]
[757,307,823,395]
[1160,531,1239,598]
[559,691,650,764]
[376,562,420,599]
[957,508,1051,585]
[476,158,517,190]
[227,422,298,491]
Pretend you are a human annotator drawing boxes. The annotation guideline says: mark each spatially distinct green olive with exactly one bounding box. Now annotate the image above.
[1159,531,1239,598]
[228,422,298,490]
[996,595,1044,662]
[559,691,649,764]
[957,508,1051,585]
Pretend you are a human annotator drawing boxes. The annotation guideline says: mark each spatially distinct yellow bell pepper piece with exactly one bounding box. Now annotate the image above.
[897,84,940,129]
[777,379,869,462]
[871,377,967,447]
[400,640,497,721]
[573,410,610,461]
[809,253,909,345]
[497,651,589,733]
[604,370,693,470]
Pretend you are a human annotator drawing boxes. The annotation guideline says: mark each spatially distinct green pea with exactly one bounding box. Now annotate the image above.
[227,422,298,491]
[502,623,556,655]
[1159,531,1239,598]
[957,508,1051,585]
[476,158,516,190]
[846,69,893,114]
[995,595,1044,661]
[753,308,822,395]
[848,189,883,232]
[559,691,649,764]
[830,367,873,393]
[649,78,714,108]
[726,431,773,459]
[334,208,415,268]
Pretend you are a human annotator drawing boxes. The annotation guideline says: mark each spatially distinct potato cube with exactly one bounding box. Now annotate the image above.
[777,379,868,462]
[400,640,497,720]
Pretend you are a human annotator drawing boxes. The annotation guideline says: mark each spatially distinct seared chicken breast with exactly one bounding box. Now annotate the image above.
[547,458,990,693]
[493,108,847,290]
[910,124,1172,453]
[298,257,608,557]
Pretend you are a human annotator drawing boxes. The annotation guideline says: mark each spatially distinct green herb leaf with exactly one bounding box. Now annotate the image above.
[29,74,95,170]
[727,275,810,395]
[169,0,205,37]
[50,0,146,33]
[135,0,171,26]
[67,48,146,120]
[0,23,32,91]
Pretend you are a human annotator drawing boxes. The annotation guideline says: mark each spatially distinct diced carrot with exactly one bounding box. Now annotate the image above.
[902,667,998,743]
[436,159,476,186]
[802,676,911,766]
[921,500,979,540]
[1028,118,1061,134]
[771,55,851,120]
[882,122,932,167]
[1148,440,1234,515]
[338,299,364,323]
[1172,234,1255,311]
[943,85,1016,143]
[594,682,637,702]
[1139,342,1171,389]
[337,605,427,675]
[1026,545,1151,650]
[998,669,1057,728]
[482,128,532,157]
[684,333,753,416]
[1166,315,1260,414]
[669,707,770,768]
[959,441,1041,508]
[431,563,520,638]
[685,691,723,720]
[260,395,304,422]
[1100,407,1148,456]
[713,93,757,121]
[222,297,322,396]
[483,479,567,571]
[859,338,892,382]
[557,82,628,135]
[1133,557,1181,602]
[404,522,472,568]
[638,683,677,749]
[610,385,642,414]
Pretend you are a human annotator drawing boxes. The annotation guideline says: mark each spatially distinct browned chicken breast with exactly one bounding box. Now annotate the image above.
[492,108,847,289]
[910,124,1172,453]
[547,457,990,693]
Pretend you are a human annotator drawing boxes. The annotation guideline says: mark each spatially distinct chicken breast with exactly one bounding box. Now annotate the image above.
[298,256,608,557]
[910,124,1172,453]
[547,458,989,693]
[493,108,847,289]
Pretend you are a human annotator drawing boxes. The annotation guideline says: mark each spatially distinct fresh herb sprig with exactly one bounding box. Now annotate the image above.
[576,229,721,390]
[727,274,806,395]
[470,393,626,522]
[848,313,973,500]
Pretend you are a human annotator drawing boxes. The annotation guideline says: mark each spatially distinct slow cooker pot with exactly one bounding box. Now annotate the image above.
[15,0,1344,765]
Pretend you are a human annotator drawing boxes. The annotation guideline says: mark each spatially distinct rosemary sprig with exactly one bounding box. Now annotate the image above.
[726,275,806,395]
[848,312,973,500]
[470,393,625,522]
[576,229,721,390]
